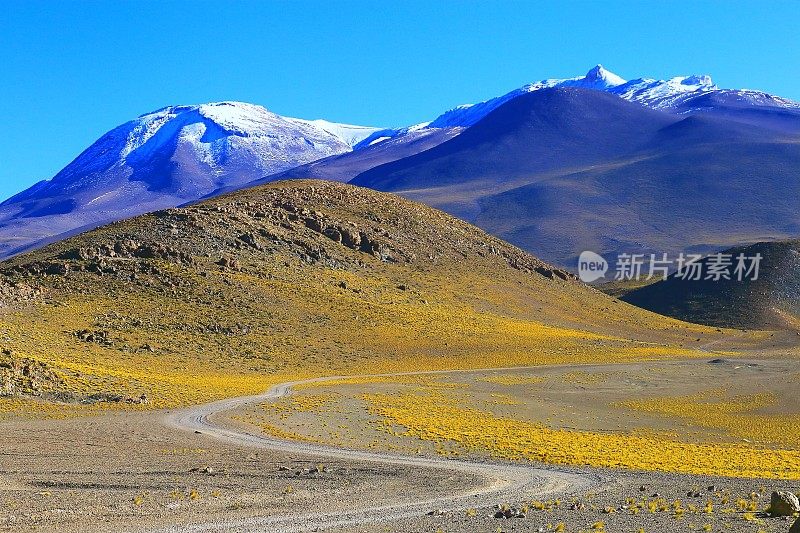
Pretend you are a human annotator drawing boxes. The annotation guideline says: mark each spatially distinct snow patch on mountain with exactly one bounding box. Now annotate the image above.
[2,66,799,260]
[610,75,717,109]
[291,118,386,147]
[425,65,627,129]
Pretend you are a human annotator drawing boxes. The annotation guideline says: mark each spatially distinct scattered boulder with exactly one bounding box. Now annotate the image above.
[45,262,70,275]
[59,247,95,261]
[340,227,361,248]
[0,369,13,396]
[304,217,323,233]
[217,257,240,271]
[238,232,262,250]
[534,266,556,279]
[0,280,42,305]
[494,504,525,519]
[84,392,150,405]
[114,239,140,254]
[75,329,112,346]
[769,491,800,516]
[359,233,385,257]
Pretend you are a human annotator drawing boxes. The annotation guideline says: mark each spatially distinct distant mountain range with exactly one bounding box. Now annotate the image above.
[1,65,799,263]
[352,87,800,267]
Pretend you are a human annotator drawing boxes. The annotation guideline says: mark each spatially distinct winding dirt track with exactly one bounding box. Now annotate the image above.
[158,370,601,533]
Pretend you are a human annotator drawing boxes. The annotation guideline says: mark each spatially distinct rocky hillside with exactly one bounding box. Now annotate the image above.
[0,181,715,409]
[4,181,569,283]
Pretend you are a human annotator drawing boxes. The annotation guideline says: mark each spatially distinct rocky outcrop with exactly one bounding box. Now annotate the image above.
[0,353,64,397]
[58,240,193,265]
[0,279,43,306]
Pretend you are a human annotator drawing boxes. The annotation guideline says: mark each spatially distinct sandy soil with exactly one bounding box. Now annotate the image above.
[3,358,800,532]
[0,412,481,533]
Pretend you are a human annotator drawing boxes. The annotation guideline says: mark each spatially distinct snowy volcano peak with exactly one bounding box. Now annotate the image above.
[681,74,714,87]
[581,64,627,88]
[195,101,288,134]
[0,100,386,259]
[53,100,365,194]
[425,65,628,129]
[397,64,796,141]
[126,101,382,153]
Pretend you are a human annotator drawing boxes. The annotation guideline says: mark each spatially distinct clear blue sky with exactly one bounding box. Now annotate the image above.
[1,0,798,202]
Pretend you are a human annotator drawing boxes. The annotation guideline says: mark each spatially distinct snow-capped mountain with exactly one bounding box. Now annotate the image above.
[407,65,798,133]
[259,64,800,187]
[8,101,381,206]
[425,65,627,129]
[610,74,716,108]
[291,118,388,148]
[2,65,798,260]
[0,102,384,258]
[351,86,800,270]
[349,64,798,152]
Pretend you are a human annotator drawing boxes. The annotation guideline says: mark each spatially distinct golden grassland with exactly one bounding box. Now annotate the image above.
[0,247,717,418]
[1,251,791,478]
[485,492,780,531]
[360,387,800,479]
[619,389,800,450]
[250,365,800,480]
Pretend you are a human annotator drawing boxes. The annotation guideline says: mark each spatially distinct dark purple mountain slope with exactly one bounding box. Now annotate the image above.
[351,88,800,268]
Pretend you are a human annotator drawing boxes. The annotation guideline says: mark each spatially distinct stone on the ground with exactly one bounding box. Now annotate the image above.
[769,491,800,516]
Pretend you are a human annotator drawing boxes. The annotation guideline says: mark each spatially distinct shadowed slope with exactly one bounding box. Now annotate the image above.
[352,88,677,193]
[622,241,800,329]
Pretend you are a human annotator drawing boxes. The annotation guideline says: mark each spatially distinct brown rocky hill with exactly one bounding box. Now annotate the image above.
[0,180,715,408]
